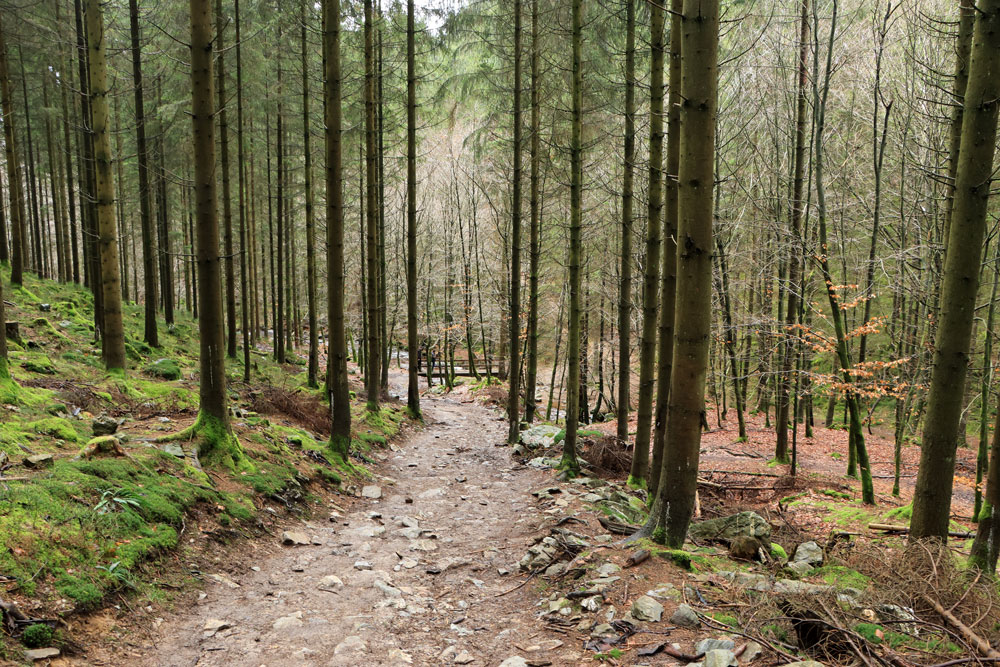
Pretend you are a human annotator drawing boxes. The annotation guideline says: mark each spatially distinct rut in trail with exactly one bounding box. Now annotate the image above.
[123,392,575,666]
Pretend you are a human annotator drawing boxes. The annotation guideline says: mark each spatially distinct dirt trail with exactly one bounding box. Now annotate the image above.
[122,387,575,666]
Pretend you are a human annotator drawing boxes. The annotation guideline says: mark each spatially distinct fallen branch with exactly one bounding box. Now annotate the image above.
[921,593,1000,659]
[868,523,974,539]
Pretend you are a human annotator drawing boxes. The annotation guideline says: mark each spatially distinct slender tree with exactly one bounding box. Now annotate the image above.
[405,0,420,418]
[559,0,583,477]
[128,0,158,347]
[506,0,523,444]
[641,0,719,546]
[912,0,1000,542]
[628,0,665,487]
[85,0,126,371]
[216,0,237,359]
[363,0,380,410]
[616,0,635,446]
[302,0,319,388]
[167,0,251,470]
[0,12,26,286]
[524,0,540,424]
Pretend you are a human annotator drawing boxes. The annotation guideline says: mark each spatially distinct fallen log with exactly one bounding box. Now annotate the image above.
[867,523,974,539]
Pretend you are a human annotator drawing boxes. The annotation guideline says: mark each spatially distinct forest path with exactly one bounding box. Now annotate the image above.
[126,384,562,666]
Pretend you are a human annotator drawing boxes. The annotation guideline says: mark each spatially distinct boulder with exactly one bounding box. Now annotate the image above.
[78,436,127,459]
[92,414,120,436]
[792,541,823,566]
[23,453,54,468]
[520,424,562,450]
[630,595,664,622]
[281,531,310,546]
[362,485,383,499]
[703,649,738,667]
[695,638,736,654]
[688,511,770,543]
[670,603,700,628]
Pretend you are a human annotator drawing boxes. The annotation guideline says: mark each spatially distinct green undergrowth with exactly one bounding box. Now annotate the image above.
[0,270,411,647]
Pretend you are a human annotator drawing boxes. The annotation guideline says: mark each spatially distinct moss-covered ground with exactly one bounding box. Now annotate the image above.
[0,272,408,661]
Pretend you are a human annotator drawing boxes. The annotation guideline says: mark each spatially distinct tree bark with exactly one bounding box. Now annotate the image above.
[912,0,1000,541]
[617,0,635,445]
[506,0,523,444]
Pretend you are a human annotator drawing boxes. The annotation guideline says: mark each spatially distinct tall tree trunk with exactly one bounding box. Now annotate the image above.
[775,0,810,463]
[235,0,250,382]
[405,0,420,418]
[649,0,681,498]
[216,0,237,359]
[275,61,286,364]
[302,0,319,387]
[912,0,1000,541]
[617,0,635,445]
[177,0,250,469]
[642,0,719,547]
[85,0,126,371]
[942,0,975,246]
[363,0,380,410]
[506,0,523,444]
[524,0,541,424]
[560,0,583,476]
[629,0,665,487]
[0,13,26,286]
[129,0,159,347]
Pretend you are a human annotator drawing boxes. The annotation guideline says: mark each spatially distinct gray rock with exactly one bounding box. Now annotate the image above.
[23,453,54,468]
[792,541,823,566]
[362,485,383,499]
[647,583,682,600]
[590,623,617,638]
[670,603,701,628]
[318,574,343,591]
[92,414,119,436]
[595,562,621,577]
[334,636,367,655]
[374,579,402,598]
[785,560,813,577]
[498,658,529,667]
[518,536,560,572]
[773,579,831,595]
[354,560,373,570]
[202,618,232,637]
[281,530,310,546]
[520,424,562,449]
[702,649,737,667]
[741,641,763,663]
[631,595,664,622]
[161,443,184,458]
[695,638,736,654]
[688,511,771,542]
[453,651,474,664]
[24,648,60,661]
[581,596,601,612]
[272,612,304,630]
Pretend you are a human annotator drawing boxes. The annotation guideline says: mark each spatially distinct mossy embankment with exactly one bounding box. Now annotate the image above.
[0,272,408,661]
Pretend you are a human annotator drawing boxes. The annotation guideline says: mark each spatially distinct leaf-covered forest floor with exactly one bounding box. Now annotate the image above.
[0,271,996,665]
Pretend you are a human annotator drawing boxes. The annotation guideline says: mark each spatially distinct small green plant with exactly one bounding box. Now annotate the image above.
[96,561,136,590]
[20,624,54,649]
[595,648,623,661]
[94,488,142,515]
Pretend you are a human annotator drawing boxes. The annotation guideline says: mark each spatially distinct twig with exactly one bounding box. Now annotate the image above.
[495,570,539,597]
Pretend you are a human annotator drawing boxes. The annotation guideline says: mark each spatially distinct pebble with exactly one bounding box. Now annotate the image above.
[318,574,344,591]
[354,560,373,570]
[272,612,304,631]
[281,530,310,546]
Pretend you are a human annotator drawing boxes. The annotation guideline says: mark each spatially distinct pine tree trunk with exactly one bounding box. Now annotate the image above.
[560,0,583,476]
[0,13,26,286]
[85,0,126,371]
[183,0,249,469]
[524,0,540,424]
[301,0,319,388]
[616,0,635,445]
[405,0,420,418]
[363,0,380,410]
[912,0,1000,541]
[629,0,665,487]
[506,0,523,444]
[649,0,681,498]
[215,0,237,359]
[643,0,719,547]
[235,0,250,382]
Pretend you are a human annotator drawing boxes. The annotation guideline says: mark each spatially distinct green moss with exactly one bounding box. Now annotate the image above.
[29,417,79,443]
[814,565,870,590]
[54,574,102,610]
[144,358,182,381]
[770,543,787,559]
[885,503,912,521]
[652,548,711,570]
[22,356,55,375]
[821,489,851,500]
[20,623,54,648]
[158,411,254,473]
[710,613,739,627]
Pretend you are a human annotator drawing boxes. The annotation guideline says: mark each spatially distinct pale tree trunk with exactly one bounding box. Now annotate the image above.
[913,0,1000,542]
[216,0,237,359]
[235,0,250,382]
[642,0,719,547]
[85,0,126,371]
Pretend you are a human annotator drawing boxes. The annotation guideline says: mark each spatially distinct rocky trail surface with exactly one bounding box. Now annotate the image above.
[120,391,580,666]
